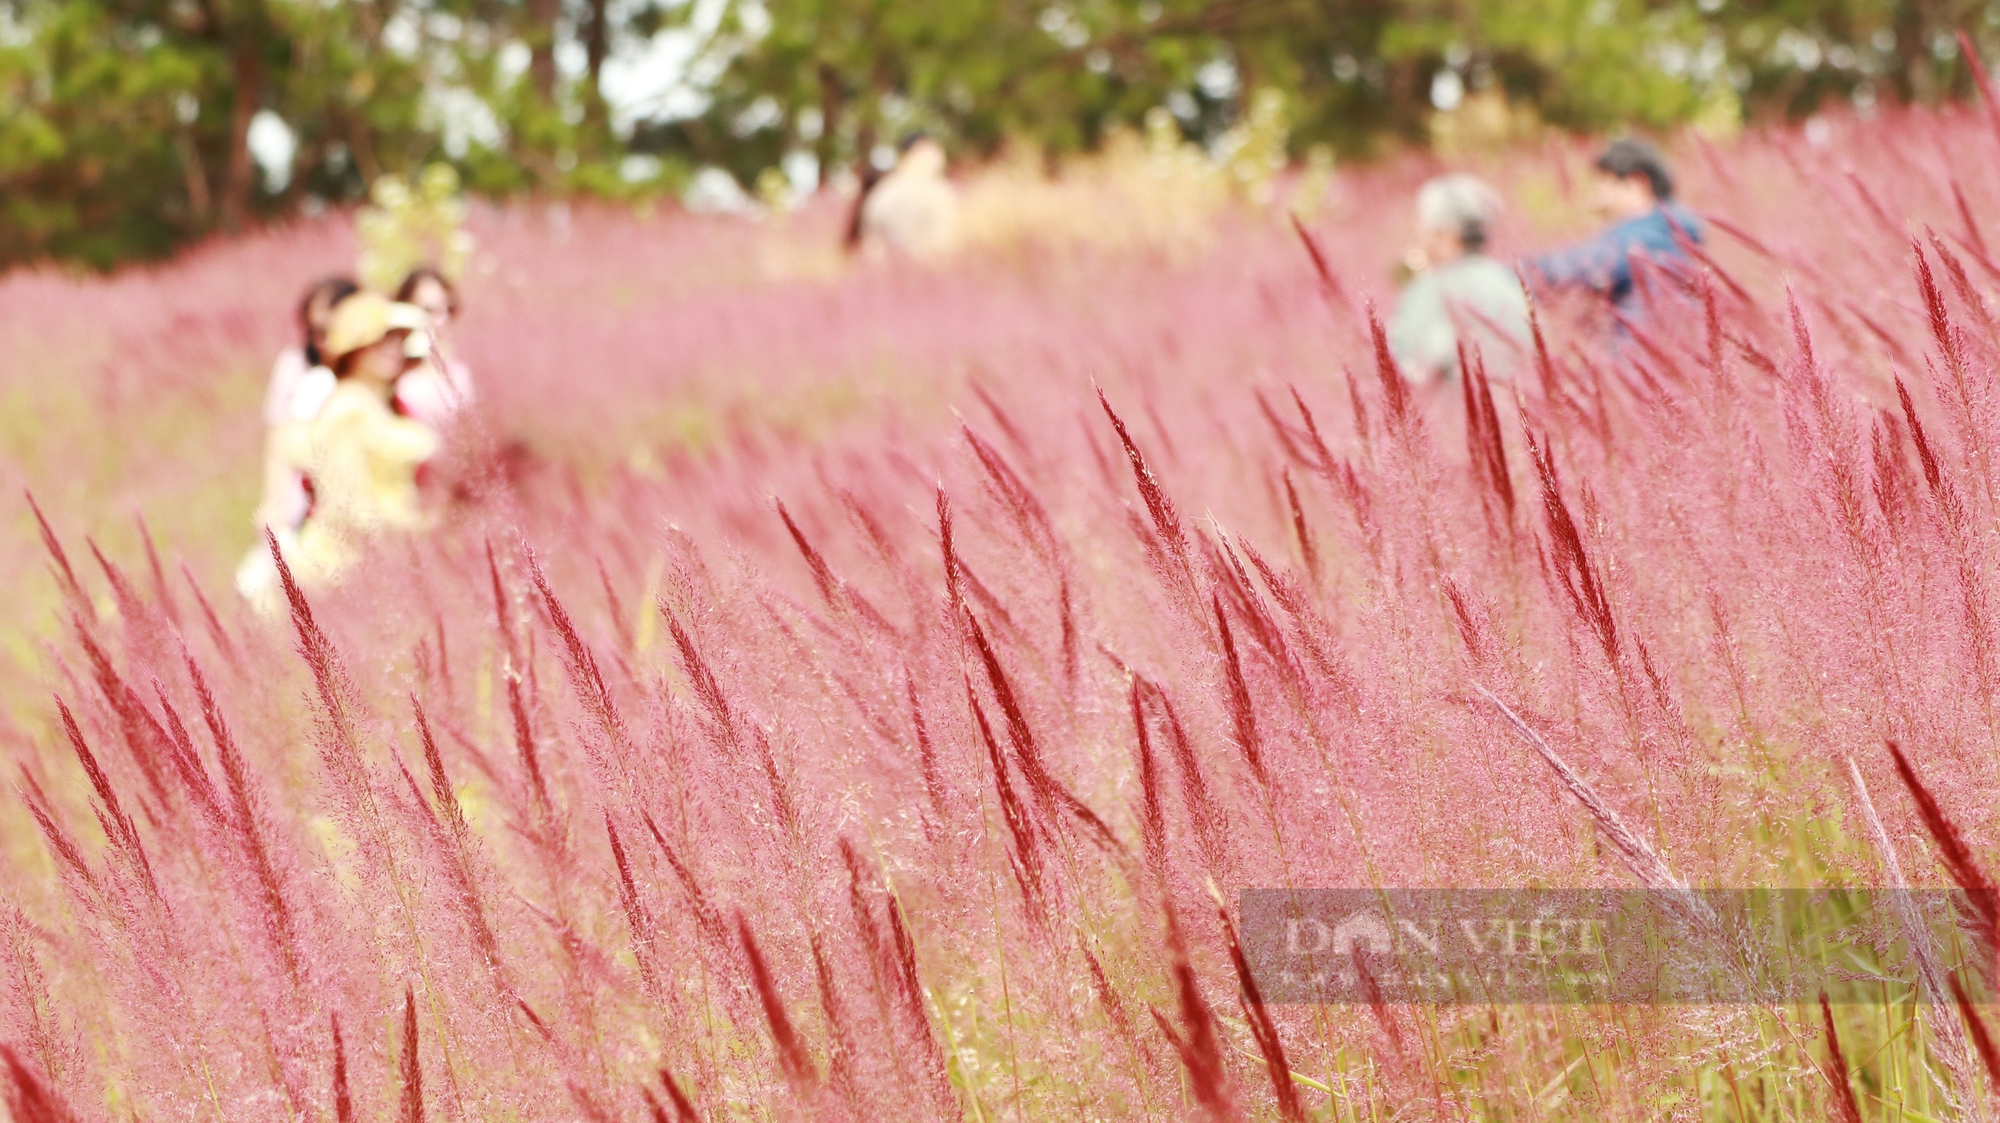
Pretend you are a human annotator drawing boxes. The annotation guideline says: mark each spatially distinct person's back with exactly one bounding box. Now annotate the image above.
[1386,174,1530,384]
[1524,138,1702,314]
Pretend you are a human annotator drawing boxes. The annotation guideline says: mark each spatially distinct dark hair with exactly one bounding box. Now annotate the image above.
[395,265,460,316]
[299,276,359,366]
[1594,138,1673,201]
[331,345,368,380]
[897,131,932,154]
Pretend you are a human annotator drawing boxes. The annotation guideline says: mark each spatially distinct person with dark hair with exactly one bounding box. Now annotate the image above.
[268,276,357,414]
[393,265,457,315]
[1523,137,1703,314]
[392,265,476,428]
[239,292,440,607]
[249,276,358,548]
[299,276,360,366]
[1387,174,1529,384]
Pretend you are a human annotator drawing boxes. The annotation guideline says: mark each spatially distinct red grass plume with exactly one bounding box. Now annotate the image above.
[529,550,629,748]
[1217,900,1304,1121]
[1097,387,1193,586]
[651,1068,700,1122]
[331,1014,355,1123]
[966,613,1120,852]
[189,650,303,985]
[1460,343,1514,527]
[1128,680,1169,885]
[1211,595,1270,790]
[1950,973,2000,1092]
[25,492,90,622]
[398,987,423,1123]
[1818,994,1864,1123]
[969,682,1046,916]
[1136,677,1230,882]
[0,1044,80,1123]
[1148,903,1237,1121]
[1886,741,1999,986]
[738,915,817,1091]
[1524,429,1619,665]
[1289,213,1349,307]
[56,696,158,897]
[1365,302,1411,426]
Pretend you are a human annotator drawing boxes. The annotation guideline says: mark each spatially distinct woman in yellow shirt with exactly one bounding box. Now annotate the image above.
[248,292,439,606]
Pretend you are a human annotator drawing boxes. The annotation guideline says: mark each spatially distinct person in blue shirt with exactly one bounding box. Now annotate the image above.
[1524,139,1702,316]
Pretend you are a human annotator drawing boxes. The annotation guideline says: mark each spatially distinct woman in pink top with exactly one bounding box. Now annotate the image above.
[393,266,476,430]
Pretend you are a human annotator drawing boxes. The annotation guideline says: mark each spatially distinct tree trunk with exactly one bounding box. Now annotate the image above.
[584,0,610,128]
[346,113,383,183]
[221,45,263,232]
[844,118,878,248]
[175,131,213,223]
[281,139,324,211]
[528,0,560,103]
[817,63,845,182]
[1893,2,1933,103]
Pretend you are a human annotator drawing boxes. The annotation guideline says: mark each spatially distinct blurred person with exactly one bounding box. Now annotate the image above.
[252,277,357,540]
[1522,138,1703,317]
[393,265,477,429]
[1386,173,1529,385]
[859,133,960,261]
[238,292,439,607]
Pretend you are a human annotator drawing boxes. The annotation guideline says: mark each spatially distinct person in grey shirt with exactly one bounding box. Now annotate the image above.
[1386,174,1529,386]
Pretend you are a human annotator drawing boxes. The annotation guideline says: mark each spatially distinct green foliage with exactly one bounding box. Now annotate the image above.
[0,0,673,270]
[1380,0,1716,129]
[0,1,205,266]
[623,0,2000,182]
[354,164,473,291]
[0,0,1996,269]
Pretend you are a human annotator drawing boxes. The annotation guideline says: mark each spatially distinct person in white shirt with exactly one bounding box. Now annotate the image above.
[858,134,960,262]
[242,277,356,582]
[1386,175,1530,386]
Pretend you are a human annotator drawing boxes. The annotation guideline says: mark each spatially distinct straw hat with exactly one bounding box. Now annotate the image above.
[323,292,432,363]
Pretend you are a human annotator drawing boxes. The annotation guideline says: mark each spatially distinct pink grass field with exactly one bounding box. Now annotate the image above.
[7,102,2000,1121]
